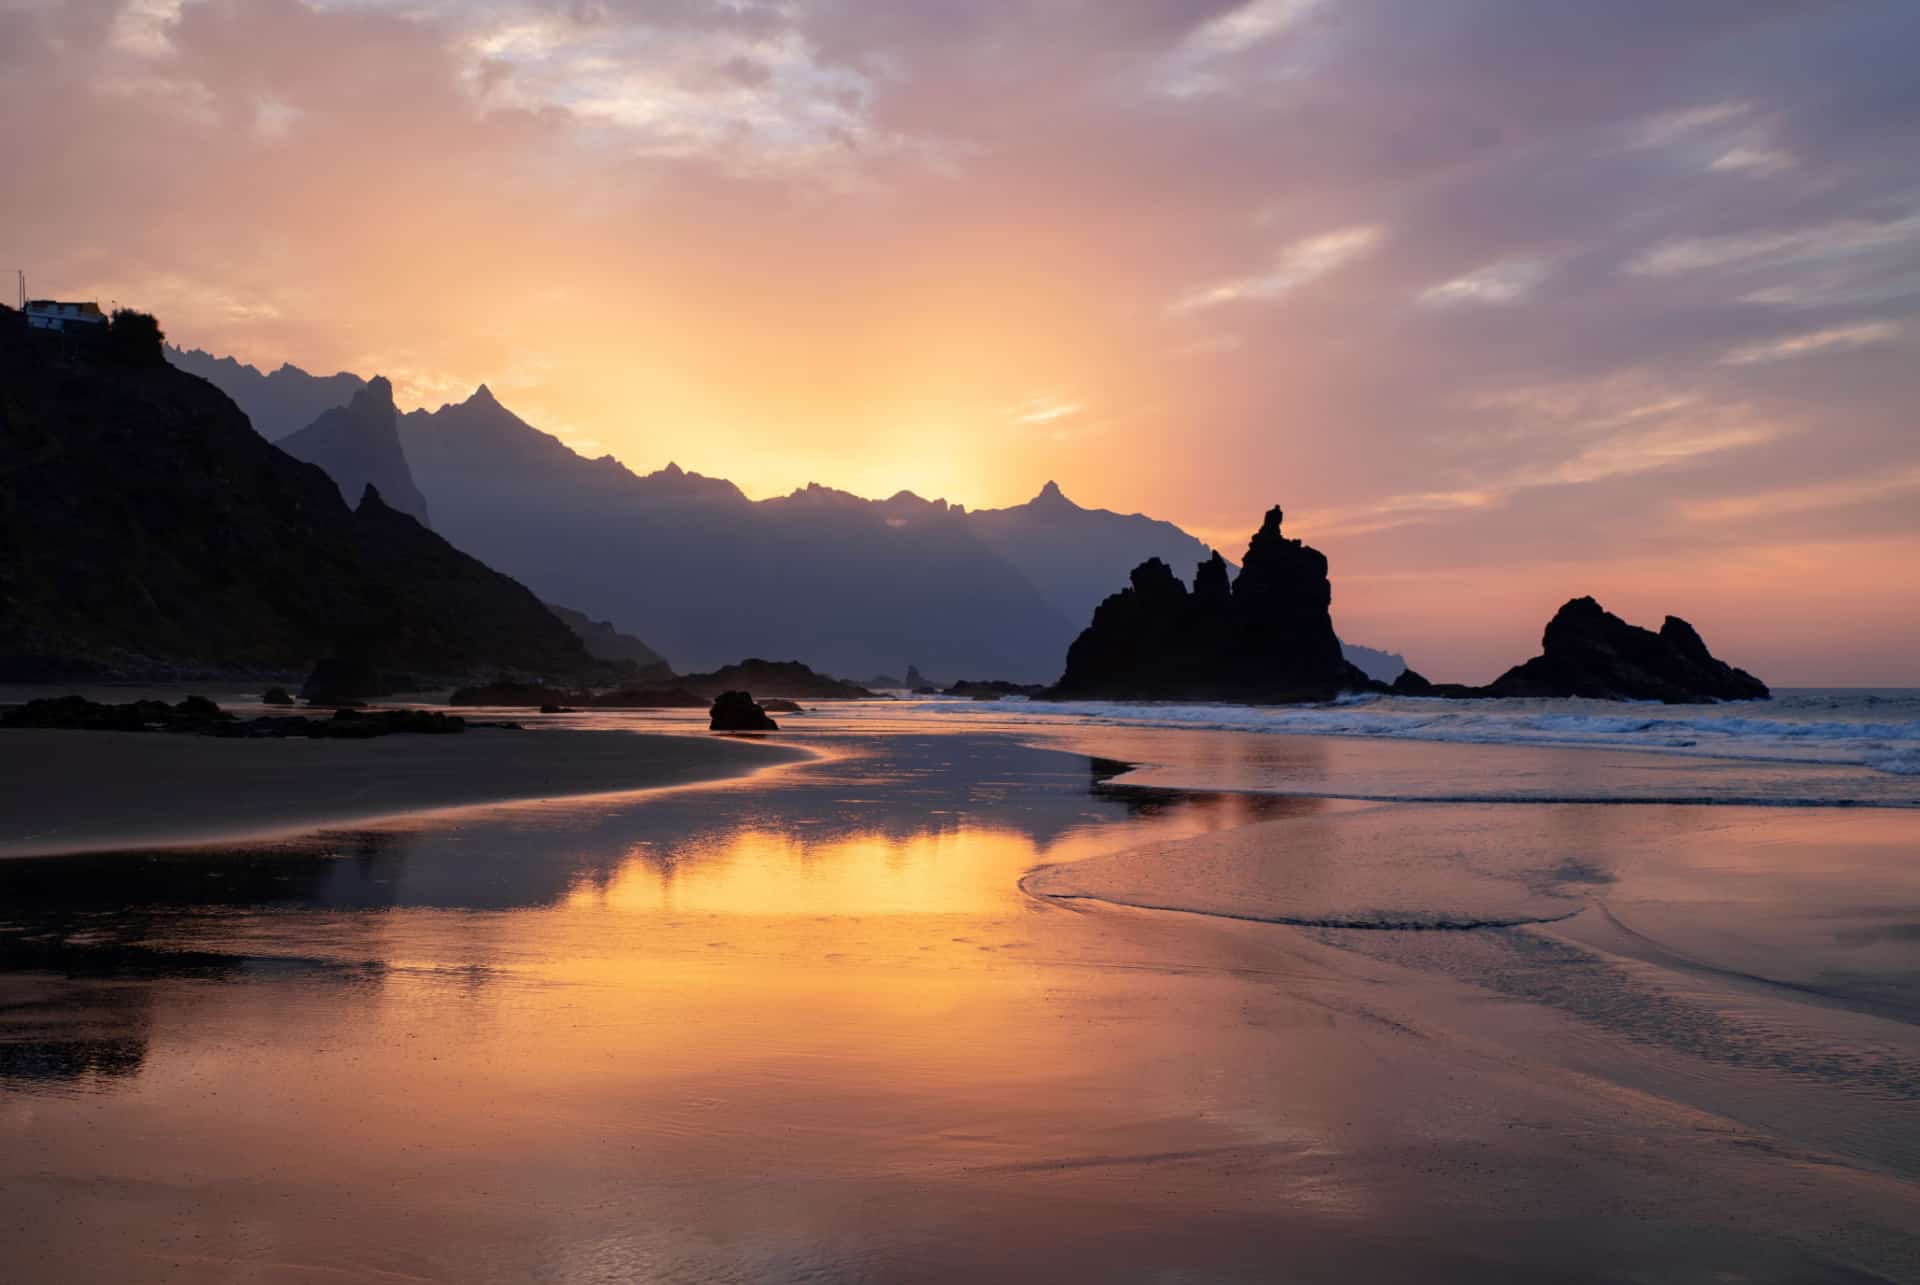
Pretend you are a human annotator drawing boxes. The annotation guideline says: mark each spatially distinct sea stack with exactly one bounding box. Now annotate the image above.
[1484,597,1769,702]
[1053,506,1372,702]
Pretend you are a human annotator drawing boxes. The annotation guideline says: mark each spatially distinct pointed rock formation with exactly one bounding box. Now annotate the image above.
[1054,506,1373,702]
[280,376,432,526]
[1484,597,1768,702]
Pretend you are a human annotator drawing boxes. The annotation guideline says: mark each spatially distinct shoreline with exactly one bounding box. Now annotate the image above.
[0,726,813,858]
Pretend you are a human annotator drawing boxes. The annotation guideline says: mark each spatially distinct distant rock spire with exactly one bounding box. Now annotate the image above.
[356,375,394,408]
[1055,504,1362,700]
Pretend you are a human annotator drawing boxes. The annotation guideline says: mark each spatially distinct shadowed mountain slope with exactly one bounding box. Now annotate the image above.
[178,352,1280,684]
[1,314,593,680]
[396,389,1079,681]
[968,481,1224,624]
[166,346,364,440]
[545,602,668,672]
[280,377,431,525]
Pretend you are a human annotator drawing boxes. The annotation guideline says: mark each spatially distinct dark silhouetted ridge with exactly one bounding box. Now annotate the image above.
[165,345,365,439]
[0,317,594,681]
[280,376,432,525]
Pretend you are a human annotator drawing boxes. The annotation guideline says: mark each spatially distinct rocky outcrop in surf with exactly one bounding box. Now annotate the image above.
[1390,598,1768,703]
[709,691,778,731]
[1053,506,1373,702]
[1484,597,1768,702]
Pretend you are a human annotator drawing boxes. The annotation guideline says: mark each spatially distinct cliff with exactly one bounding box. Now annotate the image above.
[0,313,594,680]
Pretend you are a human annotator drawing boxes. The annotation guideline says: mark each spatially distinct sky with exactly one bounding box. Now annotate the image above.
[5,0,1919,683]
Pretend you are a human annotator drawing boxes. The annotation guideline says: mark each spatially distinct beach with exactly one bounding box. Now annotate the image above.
[0,721,808,858]
[1,700,1917,1281]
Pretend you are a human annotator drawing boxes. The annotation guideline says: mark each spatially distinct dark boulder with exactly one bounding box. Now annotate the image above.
[1053,506,1374,703]
[320,707,466,737]
[0,694,462,738]
[301,656,386,707]
[943,680,1049,700]
[1484,597,1768,702]
[2,694,232,732]
[1390,669,1434,696]
[449,680,579,707]
[590,686,707,709]
[262,686,295,706]
[710,690,778,731]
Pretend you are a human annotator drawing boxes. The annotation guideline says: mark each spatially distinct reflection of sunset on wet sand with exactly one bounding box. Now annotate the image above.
[3,718,1917,1280]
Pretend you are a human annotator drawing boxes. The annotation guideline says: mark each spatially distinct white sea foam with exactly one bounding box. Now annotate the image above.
[921,688,1920,778]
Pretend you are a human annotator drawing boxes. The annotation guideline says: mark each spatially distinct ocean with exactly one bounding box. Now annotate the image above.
[1,691,1916,1280]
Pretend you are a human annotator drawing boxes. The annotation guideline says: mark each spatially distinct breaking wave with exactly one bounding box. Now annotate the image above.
[927,688,1920,778]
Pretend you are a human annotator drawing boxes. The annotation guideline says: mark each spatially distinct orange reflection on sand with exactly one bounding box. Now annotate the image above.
[564,823,1058,918]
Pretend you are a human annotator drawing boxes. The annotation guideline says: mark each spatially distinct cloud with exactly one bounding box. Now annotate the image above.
[1417,258,1549,308]
[1719,320,1903,366]
[1155,0,1325,96]
[8,0,1920,679]
[1628,101,1752,149]
[1625,213,1920,277]
[1707,143,1794,176]
[1170,225,1383,314]
[1005,398,1083,425]
[1680,466,1920,525]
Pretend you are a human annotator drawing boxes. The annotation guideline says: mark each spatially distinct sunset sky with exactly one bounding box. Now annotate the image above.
[7,1,1918,683]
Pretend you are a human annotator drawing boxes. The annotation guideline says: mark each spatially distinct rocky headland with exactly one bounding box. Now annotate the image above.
[1053,506,1372,702]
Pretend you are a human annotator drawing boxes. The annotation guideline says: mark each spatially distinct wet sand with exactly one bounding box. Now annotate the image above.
[1,724,1916,1281]
[0,726,809,857]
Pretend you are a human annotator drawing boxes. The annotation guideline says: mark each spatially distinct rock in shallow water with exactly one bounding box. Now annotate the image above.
[709,690,778,732]
[1053,505,1373,702]
[1485,597,1768,702]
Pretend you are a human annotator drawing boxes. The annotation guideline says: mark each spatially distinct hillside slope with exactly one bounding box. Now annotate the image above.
[1,314,593,680]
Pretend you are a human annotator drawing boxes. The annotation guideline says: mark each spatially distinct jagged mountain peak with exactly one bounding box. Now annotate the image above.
[165,345,366,440]
[1034,479,1075,507]
[281,375,431,526]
